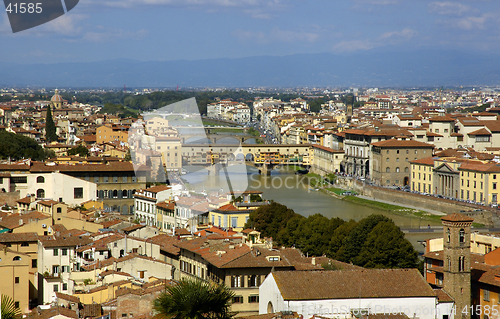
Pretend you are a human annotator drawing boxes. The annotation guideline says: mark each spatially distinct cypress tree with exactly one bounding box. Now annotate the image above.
[45,104,57,143]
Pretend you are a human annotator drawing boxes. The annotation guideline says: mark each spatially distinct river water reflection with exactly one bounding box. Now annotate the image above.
[181,165,441,253]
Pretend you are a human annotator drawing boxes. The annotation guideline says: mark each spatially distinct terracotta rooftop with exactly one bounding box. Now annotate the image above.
[440,213,474,223]
[371,139,434,148]
[0,211,51,230]
[0,232,38,243]
[272,269,435,301]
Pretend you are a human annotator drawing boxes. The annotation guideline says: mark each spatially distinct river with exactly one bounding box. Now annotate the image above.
[180,164,442,253]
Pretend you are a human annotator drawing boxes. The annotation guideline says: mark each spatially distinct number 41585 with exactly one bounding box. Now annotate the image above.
[5,3,42,14]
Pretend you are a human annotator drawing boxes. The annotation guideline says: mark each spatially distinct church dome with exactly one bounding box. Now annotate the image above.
[51,89,63,102]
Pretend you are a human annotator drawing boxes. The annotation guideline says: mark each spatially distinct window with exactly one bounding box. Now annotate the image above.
[14,277,19,283]
[459,229,465,243]
[21,242,29,247]
[53,265,59,274]
[63,283,68,291]
[483,289,490,301]
[123,176,128,183]
[396,158,399,162]
[32,259,37,268]
[248,275,261,287]
[53,249,58,256]
[62,248,68,256]
[447,228,450,243]
[248,295,259,303]
[37,176,45,183]
[396,167,400,173]
[231,217,238,228]
[53,284,58,292]
[74,187,83,199]
[459,256,465,272]
[232,296,244,304]
[386,167,390,173]
[36,188,45,198]
[494,183,497,190]
[231,276,242,288]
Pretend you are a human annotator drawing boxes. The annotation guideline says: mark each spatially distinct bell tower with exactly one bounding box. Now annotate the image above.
[441,213,473,319]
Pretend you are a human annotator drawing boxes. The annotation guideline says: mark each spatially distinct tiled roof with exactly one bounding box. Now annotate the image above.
[371,139,434,148]
[56,292,80,303]
[467,128,492,136]
[272,269,435,300]
[458,162,500,173]
[409,157,435,166]
[441,213,474,222]
[0,232,38,243]
[433,289,454,302]
[40,235,93,248]
[0,211,50,230]
[30,161,135,173]
[144,185,170,193]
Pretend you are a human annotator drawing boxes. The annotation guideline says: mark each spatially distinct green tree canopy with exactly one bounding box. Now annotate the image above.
[67,145,89,157]
[245,203,419,269]
[153,278,235,319]
[0,131,51,160]
[45,104,57,143]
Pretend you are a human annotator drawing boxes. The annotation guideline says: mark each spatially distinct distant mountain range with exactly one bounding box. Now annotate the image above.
[1,49,500,88]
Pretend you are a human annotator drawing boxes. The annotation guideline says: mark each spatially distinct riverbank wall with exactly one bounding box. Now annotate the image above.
[337,178,500,227]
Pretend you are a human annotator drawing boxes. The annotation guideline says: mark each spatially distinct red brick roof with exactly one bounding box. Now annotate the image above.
[440,213,474,223]
[371,139,434,148]
[272,269,435,300]
[468,128,492,136]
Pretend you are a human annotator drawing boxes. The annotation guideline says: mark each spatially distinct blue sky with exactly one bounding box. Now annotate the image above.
[1,0,500,64]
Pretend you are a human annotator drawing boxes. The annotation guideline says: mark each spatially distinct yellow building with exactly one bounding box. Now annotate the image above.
[0,244,31,313]
[459,162,500,204]
[208,203,253,232]
[410,157,438,194]
[96,124,129,144]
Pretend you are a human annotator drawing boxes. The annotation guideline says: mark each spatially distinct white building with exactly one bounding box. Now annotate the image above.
[259,269,450,319]
[134,185,174,227]
[37,235,93,305]
[14,172,97,207]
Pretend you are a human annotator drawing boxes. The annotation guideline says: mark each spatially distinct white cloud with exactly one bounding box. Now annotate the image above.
[437,13,495,31]
[233,27,319,44]
[354,0,399,5]
[332,40,374,53]
[429,2,472,16]
[83,28,149,42]
[380,28,417,40]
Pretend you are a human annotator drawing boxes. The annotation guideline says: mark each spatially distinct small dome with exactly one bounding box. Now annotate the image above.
[51,89,63,102]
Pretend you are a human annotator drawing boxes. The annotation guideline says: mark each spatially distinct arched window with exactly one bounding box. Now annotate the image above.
[122,190,128,198]
[36,189,45,198]
[113,190,118,198]
[459,229,465,243]
[13,256,21,261]
[459,256,465,271]
[386,167,390,173]
[396,167,400,173]
[447,228,451,243]
[37,176,45,183]
[404,167,409,173]
[57,207,62,213]
[98,190,104,199]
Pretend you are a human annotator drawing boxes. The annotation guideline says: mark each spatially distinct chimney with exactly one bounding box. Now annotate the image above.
[311,257,316,266]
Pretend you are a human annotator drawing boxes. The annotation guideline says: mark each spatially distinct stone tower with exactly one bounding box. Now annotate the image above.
[345,94,354,123]
[442,213,473,319]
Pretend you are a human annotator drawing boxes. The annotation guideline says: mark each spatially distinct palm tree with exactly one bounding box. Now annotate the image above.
[1,294,21,319]
[153,278,235,319]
